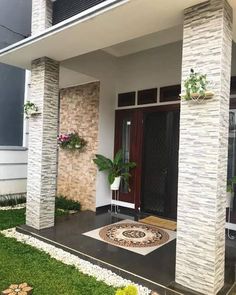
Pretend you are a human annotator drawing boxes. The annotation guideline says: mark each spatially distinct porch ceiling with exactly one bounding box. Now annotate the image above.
[0,0,235,70]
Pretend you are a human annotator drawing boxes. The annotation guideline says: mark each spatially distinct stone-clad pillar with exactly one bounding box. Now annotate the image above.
[31,0,53,35]
[176,1,233,294]
[26,57,59,230]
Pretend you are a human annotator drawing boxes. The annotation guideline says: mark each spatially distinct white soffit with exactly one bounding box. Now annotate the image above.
[102,25,183,57]
[0,0,235,70]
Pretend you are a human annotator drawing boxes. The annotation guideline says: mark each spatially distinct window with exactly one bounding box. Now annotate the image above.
[137,88,157,105]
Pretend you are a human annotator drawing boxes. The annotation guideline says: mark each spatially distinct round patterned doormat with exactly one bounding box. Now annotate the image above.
[99,222,169,248]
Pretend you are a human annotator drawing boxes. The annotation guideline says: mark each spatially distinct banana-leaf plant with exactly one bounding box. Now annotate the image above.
[93,150,136,187]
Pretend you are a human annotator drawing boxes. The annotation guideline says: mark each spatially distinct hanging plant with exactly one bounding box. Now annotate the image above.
[24,101,40,118]
[57,132,86,151]
[180,69,214,102]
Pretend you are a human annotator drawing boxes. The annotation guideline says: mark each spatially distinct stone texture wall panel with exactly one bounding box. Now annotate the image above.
[26,57,59,230]
[57,82,100,211]
[176,1,233,294]
[31,0,52,35]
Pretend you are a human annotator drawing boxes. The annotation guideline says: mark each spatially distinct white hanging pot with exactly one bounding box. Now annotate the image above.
[110,176,121,191]
[226,192,233,208]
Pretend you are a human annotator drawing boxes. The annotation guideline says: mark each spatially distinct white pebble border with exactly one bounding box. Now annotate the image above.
[1,228,152,295]
[0,204,26,211]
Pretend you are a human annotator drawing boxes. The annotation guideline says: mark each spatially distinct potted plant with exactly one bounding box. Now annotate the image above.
[57,132,86,151]
[180,69,214,102]
[93,150,136,191]
[226,176,236,208]
[24,101,40,118]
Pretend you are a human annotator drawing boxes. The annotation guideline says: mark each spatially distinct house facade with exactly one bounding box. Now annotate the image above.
[0,0,236,294]
[0,0,31,198]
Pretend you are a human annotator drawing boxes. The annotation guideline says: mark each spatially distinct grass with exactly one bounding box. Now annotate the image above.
[0,208,66,231]
[0,209,116,294]
[0,234,115,295]
[0,209,26,230]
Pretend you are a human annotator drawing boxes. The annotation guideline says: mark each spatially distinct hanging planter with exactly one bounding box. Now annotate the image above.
[180,69,214,103]
[57,132,86,151]
[24,101,40,118]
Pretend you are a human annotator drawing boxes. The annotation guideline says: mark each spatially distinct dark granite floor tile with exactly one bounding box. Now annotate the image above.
[16,211,236,295]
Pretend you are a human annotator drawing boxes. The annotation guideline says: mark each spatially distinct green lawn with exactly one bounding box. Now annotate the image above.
[0,209,116,295]
[0,208,66,231]
[0,209,26,230]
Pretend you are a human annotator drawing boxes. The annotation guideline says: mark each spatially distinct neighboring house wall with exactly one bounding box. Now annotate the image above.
[0,0,31,196]
[52,0,107,25]
[57,82,100,211]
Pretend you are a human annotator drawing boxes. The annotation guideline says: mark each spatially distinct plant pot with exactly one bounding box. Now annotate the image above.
[226,192,233,208]
[110,176,121,191]
[180,91,214,102]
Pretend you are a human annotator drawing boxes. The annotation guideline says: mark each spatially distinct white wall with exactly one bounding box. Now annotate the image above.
[0,149,27,195]
[117,41,182,93]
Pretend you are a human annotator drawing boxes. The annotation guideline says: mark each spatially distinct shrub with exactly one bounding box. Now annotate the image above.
[115,285,138,295]
[0,194,26,207]
[55,195,81,211]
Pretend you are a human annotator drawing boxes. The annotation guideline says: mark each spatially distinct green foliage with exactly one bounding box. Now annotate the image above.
[115,285,138,295]
[24,101,39,117]
[227,176,236,193]
[0,234,115,295]
[55,195,81,211]
[183,69,208,100]
[93,150,136,186]
[0,195,26,207]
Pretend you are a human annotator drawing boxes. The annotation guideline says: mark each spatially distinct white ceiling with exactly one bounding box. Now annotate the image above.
[0,0,235,69]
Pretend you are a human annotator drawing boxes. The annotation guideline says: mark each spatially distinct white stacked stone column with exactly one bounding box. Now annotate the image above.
[176,0,233,294]
[26,57,59,229]
[31,0,53,35]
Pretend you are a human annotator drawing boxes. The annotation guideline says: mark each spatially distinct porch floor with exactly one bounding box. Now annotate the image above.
[17,210,236,295]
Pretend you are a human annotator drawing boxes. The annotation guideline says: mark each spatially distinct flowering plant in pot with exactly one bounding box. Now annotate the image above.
[57,132,86,151]
[93,150,136,191]
[24,101,39,118]
[180,69,214,102]
[226,176,236,208]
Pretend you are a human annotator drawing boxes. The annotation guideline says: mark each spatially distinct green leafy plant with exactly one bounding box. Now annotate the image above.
[0,194,26,207]
[227,176,236,193]
[57,132,86,151]
[115,285,138,295]
[181,69,211,101]
[55,195,81,211]
[24,101,39,118]
[93,150,136,186]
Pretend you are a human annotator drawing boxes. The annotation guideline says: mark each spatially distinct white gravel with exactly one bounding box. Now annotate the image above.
[0,204,26,210]
[1,228,152,295]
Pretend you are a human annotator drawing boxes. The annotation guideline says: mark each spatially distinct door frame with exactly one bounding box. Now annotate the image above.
[114,103,180,211]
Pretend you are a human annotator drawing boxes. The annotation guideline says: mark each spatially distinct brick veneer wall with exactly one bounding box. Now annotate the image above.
[57,82,100,211]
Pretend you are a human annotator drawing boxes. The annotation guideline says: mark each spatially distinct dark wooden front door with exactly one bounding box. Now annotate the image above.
[141,108,179,219]
[114,105,180,219]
